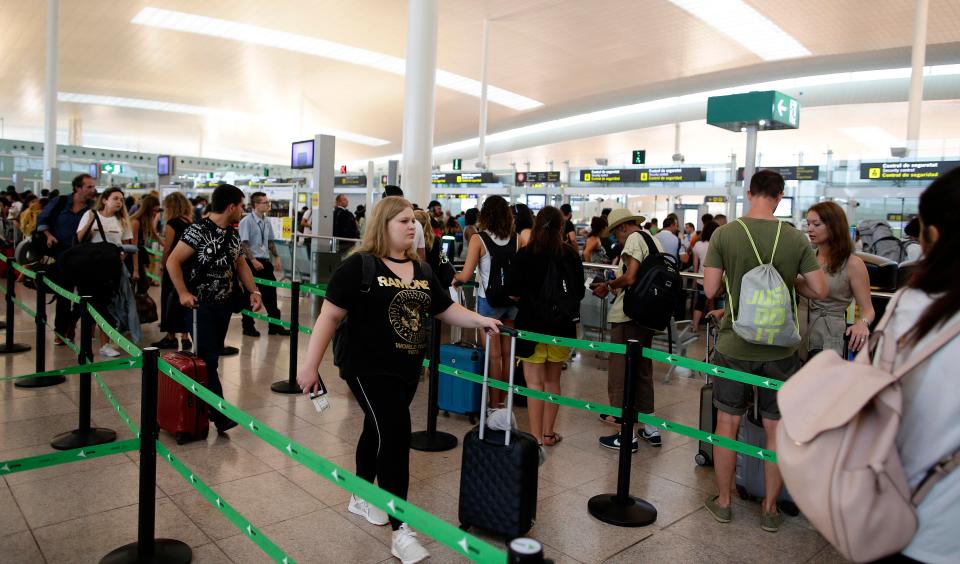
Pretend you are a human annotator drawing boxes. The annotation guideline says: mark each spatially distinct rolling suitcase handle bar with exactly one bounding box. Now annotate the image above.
[479,326,519,446]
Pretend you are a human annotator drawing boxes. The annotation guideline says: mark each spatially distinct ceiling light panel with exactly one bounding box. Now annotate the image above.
[57,92,391,146]
[131,7,543,111]
[667,0,811,61]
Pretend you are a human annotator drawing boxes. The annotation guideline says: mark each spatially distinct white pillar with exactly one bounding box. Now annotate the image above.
[67,116,82,146]
[906,0,929,157]
[476,19,490,169]
[366,160,375,212]
[740,126,758,217]
[400,0,439,207]
[43,0,60,190]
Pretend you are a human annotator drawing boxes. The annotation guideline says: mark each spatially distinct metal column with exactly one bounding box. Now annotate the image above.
[43,0,60,191]
[906,0,930,157]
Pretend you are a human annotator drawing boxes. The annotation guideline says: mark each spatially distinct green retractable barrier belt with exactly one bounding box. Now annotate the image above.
[144,246,162,257]
[251,277,289,290]
[145,271,161,283]
[0,357,140,382]
[514,329,626,354]
[241,309,291,329]
[44,277,81,303]
[10,261,37,279]
[157,360,506,563]
[94,373,140,436]
[299,283,326,297]
[0,440,140,476]
[54,330,82,354]
[87,304,141,357]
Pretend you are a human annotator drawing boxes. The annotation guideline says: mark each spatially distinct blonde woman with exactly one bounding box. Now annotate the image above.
[297,196,499,564]
[152,192,194,350]
[76,187,134,357]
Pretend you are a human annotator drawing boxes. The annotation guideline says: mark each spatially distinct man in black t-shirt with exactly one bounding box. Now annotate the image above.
[561,203,577,247]
[167,184,262,434]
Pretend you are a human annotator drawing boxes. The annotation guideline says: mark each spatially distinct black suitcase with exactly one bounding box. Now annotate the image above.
[459,328,539,538]
[696,315,720,466]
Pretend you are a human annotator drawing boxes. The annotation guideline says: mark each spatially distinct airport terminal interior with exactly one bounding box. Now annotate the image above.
[1,1,959,563]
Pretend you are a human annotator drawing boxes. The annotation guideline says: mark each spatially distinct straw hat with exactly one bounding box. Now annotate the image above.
[601,208,646,237]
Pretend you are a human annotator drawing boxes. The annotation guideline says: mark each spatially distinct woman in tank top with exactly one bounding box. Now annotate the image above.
[799,202,874,357]
[454,195,518,408]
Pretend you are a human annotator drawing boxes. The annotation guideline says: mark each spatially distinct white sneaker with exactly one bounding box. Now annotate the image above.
[391,523,430,564]
[99,344,121,358]
[348,495,389,526]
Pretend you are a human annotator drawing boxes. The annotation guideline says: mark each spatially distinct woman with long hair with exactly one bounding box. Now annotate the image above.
[76,187,135,357]
[512,203,535,248]
[864,169,960,561]
[412,209,439,273]
[691,220,719,332]
[509,206,584,446]
[151,192,194,350]
[454,195,518,407]
[296,196,499,563]
[130,194,161,295]
[582,216,609,263]
[461,207,479,258]
[799,202,874,356]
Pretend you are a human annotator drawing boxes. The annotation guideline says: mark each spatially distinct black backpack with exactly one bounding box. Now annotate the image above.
[53,211,122,301]
[533,250,583,325]
[332,254,434,372]
[478,232,516,307]
[623,231,682,331]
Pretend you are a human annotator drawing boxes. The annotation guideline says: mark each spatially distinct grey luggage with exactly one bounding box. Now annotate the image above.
[735,401,799,516]
[458,328,539,537]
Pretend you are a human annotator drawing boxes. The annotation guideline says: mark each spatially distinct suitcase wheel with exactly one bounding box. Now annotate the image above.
[201,427,210,440]
[459,524,470,532]
[176,432,190,445]
[778,500,800,517]
[442,411,450,418]
[736,485,749,500]
[468,415,476,425]
[695,451,712,467]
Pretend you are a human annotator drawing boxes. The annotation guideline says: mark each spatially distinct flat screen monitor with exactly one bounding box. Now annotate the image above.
[526,194,546,212]
[440,236,456,258]
[89,163,98,179]
[157,155,171,176]
[774,197,793,218]
[291,140,315,169]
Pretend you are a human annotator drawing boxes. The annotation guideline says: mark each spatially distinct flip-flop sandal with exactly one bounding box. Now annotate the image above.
[543,433,563,446]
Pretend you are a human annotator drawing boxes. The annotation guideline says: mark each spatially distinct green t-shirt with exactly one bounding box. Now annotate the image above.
[705,218,819,361]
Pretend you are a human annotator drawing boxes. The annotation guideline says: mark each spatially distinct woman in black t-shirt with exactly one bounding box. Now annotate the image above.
[297,196,499,562]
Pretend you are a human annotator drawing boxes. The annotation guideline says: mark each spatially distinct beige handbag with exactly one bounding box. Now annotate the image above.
[777,289,960,562]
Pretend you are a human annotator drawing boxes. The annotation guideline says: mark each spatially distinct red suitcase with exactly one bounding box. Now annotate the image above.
[159,313,210,444]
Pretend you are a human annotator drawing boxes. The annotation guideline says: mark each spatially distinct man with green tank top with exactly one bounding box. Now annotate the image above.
[702,170,828,533]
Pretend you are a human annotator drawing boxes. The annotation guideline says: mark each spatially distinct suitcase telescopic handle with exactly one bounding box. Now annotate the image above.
[479,331,491,441]
[478,327,518,446]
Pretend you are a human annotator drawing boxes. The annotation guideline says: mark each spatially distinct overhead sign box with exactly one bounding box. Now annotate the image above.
[431,172,497,184]
[579,167,702,183]
[737,165,819,182]
[707,91,800,131]
[334,175,367,186]
[101,163,123,175]
[515,171,561,184]
[632,150,646,165]
[704,196,728,203]
[859,161,960,180]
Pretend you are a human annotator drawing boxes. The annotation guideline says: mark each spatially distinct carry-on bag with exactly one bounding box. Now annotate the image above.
[158,311,209,444]
[459,328,539,538]
[695,314,720,466]
[438,342,484,423]
[735,399,798,515]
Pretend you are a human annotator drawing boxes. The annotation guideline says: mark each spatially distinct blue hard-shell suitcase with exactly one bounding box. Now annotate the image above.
[438,343,483,422]
[735,403,800,516]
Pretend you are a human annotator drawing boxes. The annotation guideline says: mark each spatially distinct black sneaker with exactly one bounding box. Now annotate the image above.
[599,433,639,453]
[639,428,662,447]
[180,339,192,352]
[268,327,291,336]
[216,419,238,435]
[242,327,261,337]
[151,337,179,349]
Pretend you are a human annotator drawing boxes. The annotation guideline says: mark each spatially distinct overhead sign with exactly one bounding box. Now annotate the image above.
[334,175,367,186]
[859,161,960,180]
[431,172,497,184]
[737,166,820,181]
[515,171,561,184]
[704,196,728,203]
[452,158,462,171]
[100,163,123,174]
[632,150,646,165]
[579,167,702,183]
[707,90,800,131]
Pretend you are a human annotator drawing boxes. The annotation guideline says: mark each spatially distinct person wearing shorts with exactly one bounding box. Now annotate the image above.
[702,171,827,533]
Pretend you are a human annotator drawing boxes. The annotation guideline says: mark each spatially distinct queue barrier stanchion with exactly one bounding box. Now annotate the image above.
[587,339,658,527]
[0,259,31,354]
[271,280,302,394]
[410,317,458,452]
[102,347,192,564]
[51,296,117,450]
[16,271,66,388]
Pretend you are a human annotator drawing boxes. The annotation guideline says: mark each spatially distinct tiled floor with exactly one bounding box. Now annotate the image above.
[0,284,841,563]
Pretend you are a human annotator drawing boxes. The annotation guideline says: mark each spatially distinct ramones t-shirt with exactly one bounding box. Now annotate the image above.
[325,254,454,381]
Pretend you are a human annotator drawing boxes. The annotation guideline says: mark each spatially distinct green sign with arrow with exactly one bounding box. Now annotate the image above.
[707,91,800,132]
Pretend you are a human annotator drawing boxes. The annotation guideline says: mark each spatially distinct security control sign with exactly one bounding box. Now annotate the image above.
[515,171,561,184]
[579,168,702,183]
[859,161,960,180]
[737,166,820,181]
[704,196,728,203]
[334,175,367,186]
[431,172,498,184]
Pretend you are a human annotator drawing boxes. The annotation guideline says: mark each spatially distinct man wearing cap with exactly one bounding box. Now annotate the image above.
[591,208,664,451]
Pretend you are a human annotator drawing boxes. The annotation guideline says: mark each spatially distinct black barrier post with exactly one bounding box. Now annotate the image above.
[101,347,192,564]
[411,317,458,451]
[51,297,117,450]
[588,339,657,527]
[0,259,31,354]
[16,272,66,388]
[271,281,302,394]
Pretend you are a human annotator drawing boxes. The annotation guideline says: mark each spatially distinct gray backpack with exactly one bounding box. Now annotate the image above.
[725,219,801,347]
